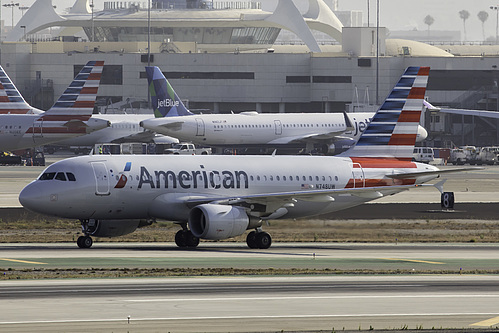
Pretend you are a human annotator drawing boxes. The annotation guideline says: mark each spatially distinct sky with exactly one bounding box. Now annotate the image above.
[4,0,498,41]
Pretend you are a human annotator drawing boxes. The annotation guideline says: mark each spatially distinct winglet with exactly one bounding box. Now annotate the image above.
[433,179,447,194]
[145,66,193,118]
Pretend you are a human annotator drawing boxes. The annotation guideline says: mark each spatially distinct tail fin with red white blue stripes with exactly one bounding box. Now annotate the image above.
[341,66,430,161]
[0,66,35,114]
[44,61,104,119]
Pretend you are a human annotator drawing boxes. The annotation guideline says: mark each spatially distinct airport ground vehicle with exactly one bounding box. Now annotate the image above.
[412,147,434,163]
[164,143,211,155]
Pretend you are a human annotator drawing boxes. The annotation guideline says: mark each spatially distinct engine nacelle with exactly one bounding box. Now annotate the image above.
[188,204,250,240]
[86,219,148,237]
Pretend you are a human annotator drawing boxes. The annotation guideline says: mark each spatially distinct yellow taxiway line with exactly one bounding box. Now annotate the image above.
[380,258,445,265]
[471,316,499,327]
[0,258,47,265]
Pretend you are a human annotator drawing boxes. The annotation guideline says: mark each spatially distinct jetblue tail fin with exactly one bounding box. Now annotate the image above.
[0,66,35,114]
[145,66,193,118]
[341,66,430,161]
[45,61,104,117]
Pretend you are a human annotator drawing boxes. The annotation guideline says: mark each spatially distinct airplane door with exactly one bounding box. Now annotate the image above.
[274,120,282,135]
[91,162,110,196]
[351,163,365,188]
[195,118,205,136]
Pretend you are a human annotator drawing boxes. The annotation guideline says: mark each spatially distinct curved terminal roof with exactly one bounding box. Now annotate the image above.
[8,0,344,53]
[385,39,453,57]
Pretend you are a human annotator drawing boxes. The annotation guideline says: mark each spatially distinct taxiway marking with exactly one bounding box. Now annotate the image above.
[0,258,47,265]
[380,258,445,265]
[471,316,499,327]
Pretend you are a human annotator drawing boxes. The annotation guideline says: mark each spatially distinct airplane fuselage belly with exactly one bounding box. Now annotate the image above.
[20,155,438,222]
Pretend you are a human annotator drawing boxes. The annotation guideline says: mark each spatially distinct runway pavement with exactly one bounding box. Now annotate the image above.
[1,274,499,332]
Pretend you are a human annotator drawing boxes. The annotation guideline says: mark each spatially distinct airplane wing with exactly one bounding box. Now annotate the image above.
[267,130,347,145]
[439,108,499,119]
[162,184,430,216]
[110,130,157,143]
[424,101,499,119]
[386,167,483,179]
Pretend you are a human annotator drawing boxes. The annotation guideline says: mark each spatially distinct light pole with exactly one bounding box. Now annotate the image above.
[375,0,379,105]
[147,0,151,108]
[491,6,499,44]
[19,5,28,16]
[3,2,19,31]
[90,0,94,42]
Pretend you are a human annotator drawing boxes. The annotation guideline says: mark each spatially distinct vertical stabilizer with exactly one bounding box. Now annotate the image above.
[0,66,34,114]
[45,61,104,118]
[145,66,193,118]
[341,67,430,160]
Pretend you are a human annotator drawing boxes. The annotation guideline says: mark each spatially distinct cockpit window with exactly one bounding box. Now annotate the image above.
[67,172,76,181]
[39,172,56,180]
[55,172,67,181]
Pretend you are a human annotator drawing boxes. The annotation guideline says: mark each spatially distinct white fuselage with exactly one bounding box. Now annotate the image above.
[19,154,439,222]
[141,112,374,147]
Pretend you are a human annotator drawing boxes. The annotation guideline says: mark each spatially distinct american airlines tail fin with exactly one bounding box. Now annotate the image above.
[341,66,430,161]
[0,66,35,114]
[145,66,193,118]
[44,61,104,118]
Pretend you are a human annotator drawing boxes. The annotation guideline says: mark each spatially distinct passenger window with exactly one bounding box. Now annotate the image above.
[276,176,280,181]
[257,175,261,181]
[39,172,56,180]
[55,172,67,181]
[315,176,319,181]
[67,172,76,181]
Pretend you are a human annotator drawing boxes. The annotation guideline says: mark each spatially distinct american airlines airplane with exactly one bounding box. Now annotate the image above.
[140,66,427,154]
[20,66,466,250]
[0,61,109,151]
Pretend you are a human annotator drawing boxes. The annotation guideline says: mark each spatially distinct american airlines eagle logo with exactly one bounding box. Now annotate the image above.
[114,162,131,188]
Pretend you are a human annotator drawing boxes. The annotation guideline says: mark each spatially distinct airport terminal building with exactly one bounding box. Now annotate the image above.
[2,0,499,148]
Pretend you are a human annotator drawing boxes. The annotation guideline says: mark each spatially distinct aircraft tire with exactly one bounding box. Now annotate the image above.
[246,231,258,249]
[175,230,188,247]
[77,235,93,249]
[256,232,272,249]
[184,230,200,247]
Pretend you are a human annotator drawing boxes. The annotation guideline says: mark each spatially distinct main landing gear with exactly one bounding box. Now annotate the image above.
[175,228,200,248]
[246,229,272,249]
[77,219,95,249]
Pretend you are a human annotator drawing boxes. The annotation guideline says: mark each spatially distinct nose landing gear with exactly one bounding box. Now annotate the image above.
[76,219,97,249]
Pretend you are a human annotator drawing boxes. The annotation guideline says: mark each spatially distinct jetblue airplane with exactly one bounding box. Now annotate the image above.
[21,67,457,250]
[140,66,427,154]
[0,61,109,151]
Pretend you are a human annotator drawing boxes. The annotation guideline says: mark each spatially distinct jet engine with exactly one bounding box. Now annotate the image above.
[188,204,257,240]
[84,219,151,237]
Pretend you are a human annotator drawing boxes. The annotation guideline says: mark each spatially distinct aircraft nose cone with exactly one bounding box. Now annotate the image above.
[19,183,43,212]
